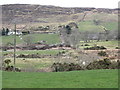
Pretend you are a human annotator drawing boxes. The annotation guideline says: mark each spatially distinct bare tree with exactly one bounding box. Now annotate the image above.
[23,35,35,45]
[69,27,80,48]
[59,12,88,49]
[59,22,80,48]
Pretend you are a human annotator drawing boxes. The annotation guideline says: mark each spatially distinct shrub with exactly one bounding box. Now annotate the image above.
[3,59,21,72]
[51,59,119,72]
[17,54,41,58]
[86,58,119,70]
[4,59,11,66]
[81,44,84,46]
[2,47,7,51]
[84,46,106,50]
[117,51,120,53]
[51,63,83,72]
[84,44,90,46]
[5,66,21,72]
[17,54,26,58]
[109,61,119,69]
[98,51,108,56]
[86,59,110,70]
[115,47,120,49]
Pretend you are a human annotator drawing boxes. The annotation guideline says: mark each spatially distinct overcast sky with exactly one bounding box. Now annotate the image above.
[0,0,119,8]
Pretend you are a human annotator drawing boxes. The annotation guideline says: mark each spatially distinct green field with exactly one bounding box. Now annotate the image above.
[0,71,1,89]
[2,69,118,88]
[79,40,118,49]
[78,21,102,32]
[2,20,118,45]
[2,33,60,45]
[78,21,118,32]
[3,49,64,55]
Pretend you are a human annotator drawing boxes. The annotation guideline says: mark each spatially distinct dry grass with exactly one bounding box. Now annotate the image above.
[5,57,54,70]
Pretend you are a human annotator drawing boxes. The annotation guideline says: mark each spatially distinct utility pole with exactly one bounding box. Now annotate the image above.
[13,24,16,72]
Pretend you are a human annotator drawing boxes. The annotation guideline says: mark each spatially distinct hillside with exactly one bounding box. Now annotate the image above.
[1,4,119,30]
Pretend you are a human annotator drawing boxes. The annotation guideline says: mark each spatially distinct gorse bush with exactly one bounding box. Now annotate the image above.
[5,66,21,72]
[4,59,11,66]
[86,58,119,70]
[115,47,120,49]
[51,59,119,72]
[84,44,90,46]
[98,51,108,56]
[51,63,83,72]
[84,46,106,50]
[3,59,21,72]
[86,58,111,70]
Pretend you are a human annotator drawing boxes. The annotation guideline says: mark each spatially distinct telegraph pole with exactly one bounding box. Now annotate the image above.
[13,24,16,72]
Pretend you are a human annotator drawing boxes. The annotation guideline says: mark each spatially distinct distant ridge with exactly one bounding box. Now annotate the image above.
[1,4,119,29]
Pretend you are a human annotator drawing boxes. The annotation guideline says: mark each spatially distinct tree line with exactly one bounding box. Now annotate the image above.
[58,22,119,49]
[1,28,10,36]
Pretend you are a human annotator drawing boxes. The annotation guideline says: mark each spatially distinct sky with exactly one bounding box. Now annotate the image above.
[0,0,119,8]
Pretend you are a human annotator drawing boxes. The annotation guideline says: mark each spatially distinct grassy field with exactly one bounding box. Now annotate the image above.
[2,40,118,69]
[3,50,65,69]
[2,33,60,45]
[7,58,54,69]
[3,49,64,55]
[79,40,118,49]
[2,69,118,88]
[78,21,118,32]
[2,49,66,69]
[2,20,118,45]
[78,21,102,32]
[0,71,1,89]
[101,22,118,30]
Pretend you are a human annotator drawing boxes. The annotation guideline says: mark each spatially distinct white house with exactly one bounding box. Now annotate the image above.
[7,29,22,35]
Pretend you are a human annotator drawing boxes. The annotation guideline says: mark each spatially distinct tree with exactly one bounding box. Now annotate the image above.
[2,28,6,36]
[59,25,71,46]
[6,28,9,35]
[59,22,80,48]
[59,12,88,48]
[69,27,80,48]
[81,31,90,43]
[23,35,35,45]
[66,25,71,34]
[103,27,109,41]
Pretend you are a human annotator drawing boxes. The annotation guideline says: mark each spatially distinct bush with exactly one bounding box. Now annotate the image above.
[17,54,26,58]
[3,59,21,72]
[5,66,21,72]
[51,59,119,72]
[2,47,7,51]
[4,59,11,67]
[117,51,120,53]
[17,54,41,58]
[84,46,106,50]
[86,58,119,70]
[115,47,120,49]
[81,44,84,46]
[51,63,83,72]
[98,51,108,56]
[84,44,90,46]
[108,61,120,69]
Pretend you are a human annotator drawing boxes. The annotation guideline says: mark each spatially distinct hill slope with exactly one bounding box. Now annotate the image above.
[1,4,119,29]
